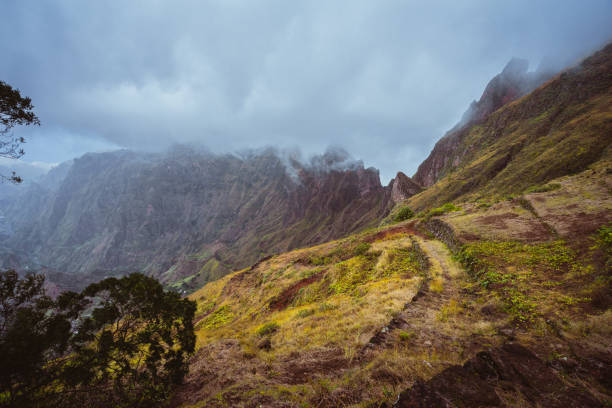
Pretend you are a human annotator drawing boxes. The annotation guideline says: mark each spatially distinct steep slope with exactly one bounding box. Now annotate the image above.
[175,162,611,406]
[0,147,394,291]
[407,43,612,210]
[413,51,597,189]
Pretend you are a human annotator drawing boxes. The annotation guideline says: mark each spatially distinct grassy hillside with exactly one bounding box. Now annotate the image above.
[173,160,611,407]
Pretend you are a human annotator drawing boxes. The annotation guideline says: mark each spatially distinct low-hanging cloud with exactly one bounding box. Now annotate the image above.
[1,0,611,182]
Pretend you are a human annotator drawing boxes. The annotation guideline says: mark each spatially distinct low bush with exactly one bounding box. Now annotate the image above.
[422,203,462,220]
[256,321,280,337]
[394,206,414,222]
[398,330,415,341]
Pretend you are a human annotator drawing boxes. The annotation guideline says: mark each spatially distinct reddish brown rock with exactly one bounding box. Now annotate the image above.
[394,343,602,408]
[390,172,422,203]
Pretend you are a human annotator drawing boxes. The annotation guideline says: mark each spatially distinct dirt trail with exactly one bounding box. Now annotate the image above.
[361,237,466,356]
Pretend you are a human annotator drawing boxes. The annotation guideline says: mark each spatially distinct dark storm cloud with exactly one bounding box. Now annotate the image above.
[1,0,611,182]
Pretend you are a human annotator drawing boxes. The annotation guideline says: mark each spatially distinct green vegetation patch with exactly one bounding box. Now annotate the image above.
[380,246,427,278]
[596,222,612,269]
[525,183,561,194]
[295,308,315,319]
[394,206,415,222]
[302,241,372,266]
[421,203,462,220]
[200,305,234,329]
[352,242,372,257]
[455,240,583,323]
[398,330,415,341]
[256,321,280,337]
[329,255,377,295]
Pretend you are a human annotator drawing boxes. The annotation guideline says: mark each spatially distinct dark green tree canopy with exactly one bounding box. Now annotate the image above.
[0,271,196,408]
[0,80,40,183]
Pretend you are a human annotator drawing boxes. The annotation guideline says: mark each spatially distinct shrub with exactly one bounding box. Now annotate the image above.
[256,321,280,337]
[423,203,462,220]
[597,222,612,251]
[394,206,414,222]
[398,330,415,341]
[353,242,371,257]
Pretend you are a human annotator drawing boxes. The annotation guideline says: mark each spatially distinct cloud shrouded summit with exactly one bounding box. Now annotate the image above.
[1,0,611,182]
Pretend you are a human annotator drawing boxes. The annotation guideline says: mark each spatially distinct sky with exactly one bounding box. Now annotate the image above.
[1,1,611,183]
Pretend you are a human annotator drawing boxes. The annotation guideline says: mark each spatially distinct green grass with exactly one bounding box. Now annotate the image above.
[398,330,415,341]
[199,305,234,329]
[421,203,462,220]
[455,240,585,324]
[295,308,315,319]
[525,183,561,194]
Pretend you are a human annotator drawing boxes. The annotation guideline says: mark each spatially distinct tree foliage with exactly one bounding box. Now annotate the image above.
[0,80,40,183]
[394,206,414,222]
[0,271,196,408]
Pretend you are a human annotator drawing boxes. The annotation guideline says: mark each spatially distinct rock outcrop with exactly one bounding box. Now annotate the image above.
[390,172,422,203]
[394,343,602,408]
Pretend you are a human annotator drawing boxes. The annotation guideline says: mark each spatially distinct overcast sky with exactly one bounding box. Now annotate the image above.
[1,1,611,182]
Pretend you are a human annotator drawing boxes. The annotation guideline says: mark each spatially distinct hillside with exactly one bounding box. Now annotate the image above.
[175,164,611,407]
[0,148,399,292]
[411,44,611,206]
[173,45,612,407]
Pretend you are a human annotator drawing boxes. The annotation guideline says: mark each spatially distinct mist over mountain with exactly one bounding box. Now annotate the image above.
[3,1,611,182]
[0,146,400,292]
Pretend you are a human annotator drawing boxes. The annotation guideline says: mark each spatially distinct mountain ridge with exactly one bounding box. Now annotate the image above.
[413,56,558,188]
[0,147,398,292]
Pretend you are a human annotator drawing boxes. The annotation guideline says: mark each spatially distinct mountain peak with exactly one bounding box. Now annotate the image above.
[390,171,422,203]
[501,57,529,78]
[413,56,555,187]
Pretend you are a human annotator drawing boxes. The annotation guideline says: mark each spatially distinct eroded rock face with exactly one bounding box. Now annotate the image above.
[394,343,601,408]
[0,147,393,291]
[413,58,554,188]
[390,172,422,203]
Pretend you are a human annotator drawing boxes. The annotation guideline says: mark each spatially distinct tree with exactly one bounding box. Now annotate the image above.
[67,273,197,407]
[0,270,81,407]
[0,271,196,408]
[0,81,40,183]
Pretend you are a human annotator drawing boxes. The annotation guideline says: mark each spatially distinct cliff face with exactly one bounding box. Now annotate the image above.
[390,171,422,203]
[408,43,612,210]
[413,57,554,187]
[0,147,393,291]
